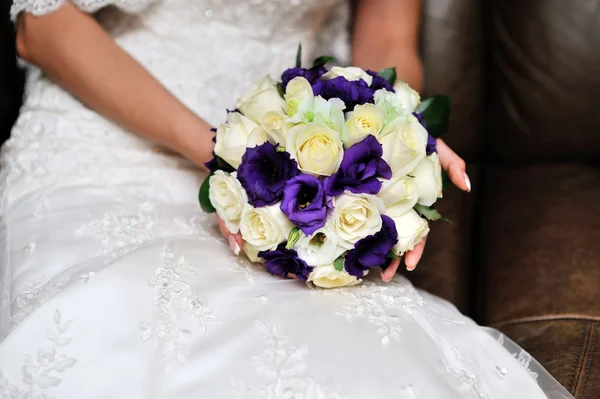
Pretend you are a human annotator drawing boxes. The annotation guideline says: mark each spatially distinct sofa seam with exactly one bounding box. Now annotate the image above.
[492,315,600,328]
[577,322,597,398]
[567,322,588,392]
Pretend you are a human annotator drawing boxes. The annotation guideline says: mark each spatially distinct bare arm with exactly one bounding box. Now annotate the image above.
[352,0,424,91]
[16,3,213,167]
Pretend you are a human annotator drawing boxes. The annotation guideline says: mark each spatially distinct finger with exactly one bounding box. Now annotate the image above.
[233,233,243,254]
[217,216,241,255]
[437,139,471,192]
[216,216,230,238]
[381,258,401,282]
[405,236,427,271]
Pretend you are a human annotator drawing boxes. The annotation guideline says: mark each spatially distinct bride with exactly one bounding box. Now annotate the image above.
[0,1,573,398]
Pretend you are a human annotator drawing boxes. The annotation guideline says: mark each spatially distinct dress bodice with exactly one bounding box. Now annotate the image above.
[11,0,350,127]
[2,0,350,203]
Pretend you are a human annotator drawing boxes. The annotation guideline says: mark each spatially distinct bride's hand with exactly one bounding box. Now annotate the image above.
[381,138,470,282]
[217,216,243,255]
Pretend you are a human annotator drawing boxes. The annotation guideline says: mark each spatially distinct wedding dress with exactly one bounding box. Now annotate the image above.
[0,1,574,398]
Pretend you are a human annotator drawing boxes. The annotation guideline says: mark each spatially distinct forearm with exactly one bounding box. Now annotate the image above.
[352,0,423,91]
[16,3,213,167]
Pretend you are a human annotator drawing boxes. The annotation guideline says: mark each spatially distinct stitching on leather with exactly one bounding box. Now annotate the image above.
[567,322,588,392]
[578,322,598,398]
[493,314,600,328]
[573,322,595,397]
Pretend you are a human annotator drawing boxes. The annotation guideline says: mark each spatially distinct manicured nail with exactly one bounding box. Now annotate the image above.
[464,172,471,192]
[229,236,240,255]
[406,264,416,272]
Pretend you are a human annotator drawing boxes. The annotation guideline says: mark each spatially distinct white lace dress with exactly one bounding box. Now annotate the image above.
[0,1,573,398]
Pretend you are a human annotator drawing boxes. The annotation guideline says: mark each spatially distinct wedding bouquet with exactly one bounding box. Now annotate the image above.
[200,47,450,288]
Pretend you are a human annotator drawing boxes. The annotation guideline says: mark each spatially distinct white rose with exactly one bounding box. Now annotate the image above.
[286,122,344,176]
[411,153,443,207]
[378,175,419,217]
[342,104,385,148]
[262,111,291,145]
[288,96,346,134]
[374,86,420,124]
[236,75,286,123]
[331,193,384,249]
[243,241,263,263]
[295,226,346,267]
[322,66,373,86]
[378,115,428,177]
[214,112,269,169]
[309,264,362,289]
[239,204,294,252]
[284,77,314,117]
[208,171,247,234]
[389,209,430,255]
[393,80,421,113]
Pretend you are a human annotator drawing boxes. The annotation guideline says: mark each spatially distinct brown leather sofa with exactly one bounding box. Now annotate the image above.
[408,1,600,398]
[1,1,598,397]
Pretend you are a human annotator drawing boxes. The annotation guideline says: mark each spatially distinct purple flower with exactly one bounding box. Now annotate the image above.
[367,70,394,92]
[414,112,437,155]
[426,134,437,155]
[325,135,392,197]
[320,76,375,110]
[281,65,327,92]
[258,244,314,281]
[344,215,398,278]
[205,131,235,173]
[237,142,299,207]
[280,174,327,236]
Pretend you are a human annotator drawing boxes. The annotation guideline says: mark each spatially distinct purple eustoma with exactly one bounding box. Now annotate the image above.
[319,76,375,110]
[325,135,392,197]
[258,244,314,281]
[237,142,299,207]
[281,65,327,93]
[414,112,437,155]
[280,174,327,236]
[426,134,437,155]
[344,215,398,278]
[367,70,395,92]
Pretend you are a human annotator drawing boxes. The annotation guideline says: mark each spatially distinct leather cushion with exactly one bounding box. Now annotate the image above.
[482,163,600,324]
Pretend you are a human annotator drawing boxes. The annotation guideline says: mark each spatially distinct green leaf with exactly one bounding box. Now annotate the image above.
[295,43,302,68]
[441,169,452,191]
[276,82,285,98]
[286,227,301,249]
[199,174,216,213]
[313,55,336,67]
[417,95,451,138]
[215,156,235,173]
[333,256,344,271]
[414,204,442,221]
[377,67,397,86]
[386,251,399,260]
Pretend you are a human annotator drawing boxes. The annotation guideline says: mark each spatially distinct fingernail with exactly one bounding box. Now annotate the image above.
[229,236,240,255]
[406,264,416,272]
[464,172,471,193]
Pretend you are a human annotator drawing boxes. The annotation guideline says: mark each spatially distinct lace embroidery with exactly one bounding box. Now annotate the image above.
[443,346,490,399]
[229,320,346,399]
[335,280,424,347]
[497,335,539,380]
[11,277,69,326]
[10,0,155,21]
[139,246,217,372]
[0,309,77,399]
[75,210,158,257]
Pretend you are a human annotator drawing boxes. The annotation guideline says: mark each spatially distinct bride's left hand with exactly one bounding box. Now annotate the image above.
[381,138,471,282]
[217,216,243,255]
